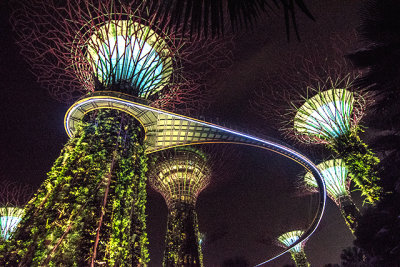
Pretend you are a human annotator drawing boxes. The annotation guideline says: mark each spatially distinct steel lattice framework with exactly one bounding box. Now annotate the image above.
[293,86,365,145]
[10,0,233,104]
[148,147,210,266]
[71,16,175,98]
[148,147,211,208]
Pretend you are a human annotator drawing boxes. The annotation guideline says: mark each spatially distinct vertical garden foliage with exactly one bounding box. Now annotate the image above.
[330,131,382,203]
[0,109,148,266]
[163,203,203,267]
[338,195,361,234]
[291,251,310,267]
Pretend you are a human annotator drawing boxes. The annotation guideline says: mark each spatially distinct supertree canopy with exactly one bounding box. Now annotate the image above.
[0,208,24,241]
[277,230,310,267]
[0,181,32,242]
[291,80,381,204]
[148,146,211,266]
[293,88,355,143]
[252,33,383,205]
[71,16,174,98]
[304,159,361,233]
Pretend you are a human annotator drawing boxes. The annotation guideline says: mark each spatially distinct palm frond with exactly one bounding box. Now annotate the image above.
[141,0,314,39]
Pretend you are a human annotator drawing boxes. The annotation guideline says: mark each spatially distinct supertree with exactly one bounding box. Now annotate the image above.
[251,33,382,204]
[5,0,231,265]
[0,181,33,242]
[7,0,330,265]
[291,83,381,203]
[148,146,211,266]
[303,159,360,233]
[276,230,310,267]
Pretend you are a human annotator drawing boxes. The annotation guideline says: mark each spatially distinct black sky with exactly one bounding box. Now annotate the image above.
[0,1,365,266]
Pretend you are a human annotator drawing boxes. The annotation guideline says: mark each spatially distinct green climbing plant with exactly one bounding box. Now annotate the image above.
[0,109,149,266]
[329,129,382,204]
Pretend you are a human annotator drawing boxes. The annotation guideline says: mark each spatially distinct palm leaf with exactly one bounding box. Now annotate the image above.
[141,0,314,39]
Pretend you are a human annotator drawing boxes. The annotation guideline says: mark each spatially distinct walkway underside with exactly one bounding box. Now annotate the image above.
[65,91,327,266]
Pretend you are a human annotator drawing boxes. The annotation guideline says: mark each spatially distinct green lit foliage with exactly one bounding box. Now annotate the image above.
[330,131,382,204]
[0,109,148,266]
[163,203,203,266]
[292,251,310,267]
[292,84,382,204]
[338,195,361,234]
[148,147,209,266]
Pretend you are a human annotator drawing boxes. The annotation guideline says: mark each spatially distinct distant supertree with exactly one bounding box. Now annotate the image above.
[148,147,211,266]
[291,82,381,203]
[6,0,230,265]
[0,181,32,242]
[276,230,310,267]
[304,159,360,233]
[252,33,382,204]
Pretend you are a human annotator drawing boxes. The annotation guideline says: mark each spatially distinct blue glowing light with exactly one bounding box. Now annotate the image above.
[294,89,354,142]
[94,35,163,96]
[64,95,327,266]
[277,230,304,253]
[1,216,22,240]
[305,101,351,138]
[305,159,349,200]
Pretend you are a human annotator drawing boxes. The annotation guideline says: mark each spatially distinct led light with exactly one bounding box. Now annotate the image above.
[304,159,349,200]
[277,230,305,253]
[64,95,327,266]
[79,20,173,97]
[294,89,354,141]
[149,148,211,208]
[0,207,24,240]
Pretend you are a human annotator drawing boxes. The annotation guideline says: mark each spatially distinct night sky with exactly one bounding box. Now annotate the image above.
[0,1,365,266]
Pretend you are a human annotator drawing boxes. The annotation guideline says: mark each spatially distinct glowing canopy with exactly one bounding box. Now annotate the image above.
[0,207,24,240]
[294,89,354,142]
[76,19,173,97]
[304,159,349,202]
[277,230,305,253]
[148,148,211,208]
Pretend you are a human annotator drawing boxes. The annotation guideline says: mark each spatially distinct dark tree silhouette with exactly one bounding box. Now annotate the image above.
[346,1,400,264]
[141,0,315,39]
[221,256,249,267]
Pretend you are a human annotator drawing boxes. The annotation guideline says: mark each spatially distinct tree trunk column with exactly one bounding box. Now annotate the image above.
[163,202,203,267]
[291,251,310,267]
[338,194,361,234]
